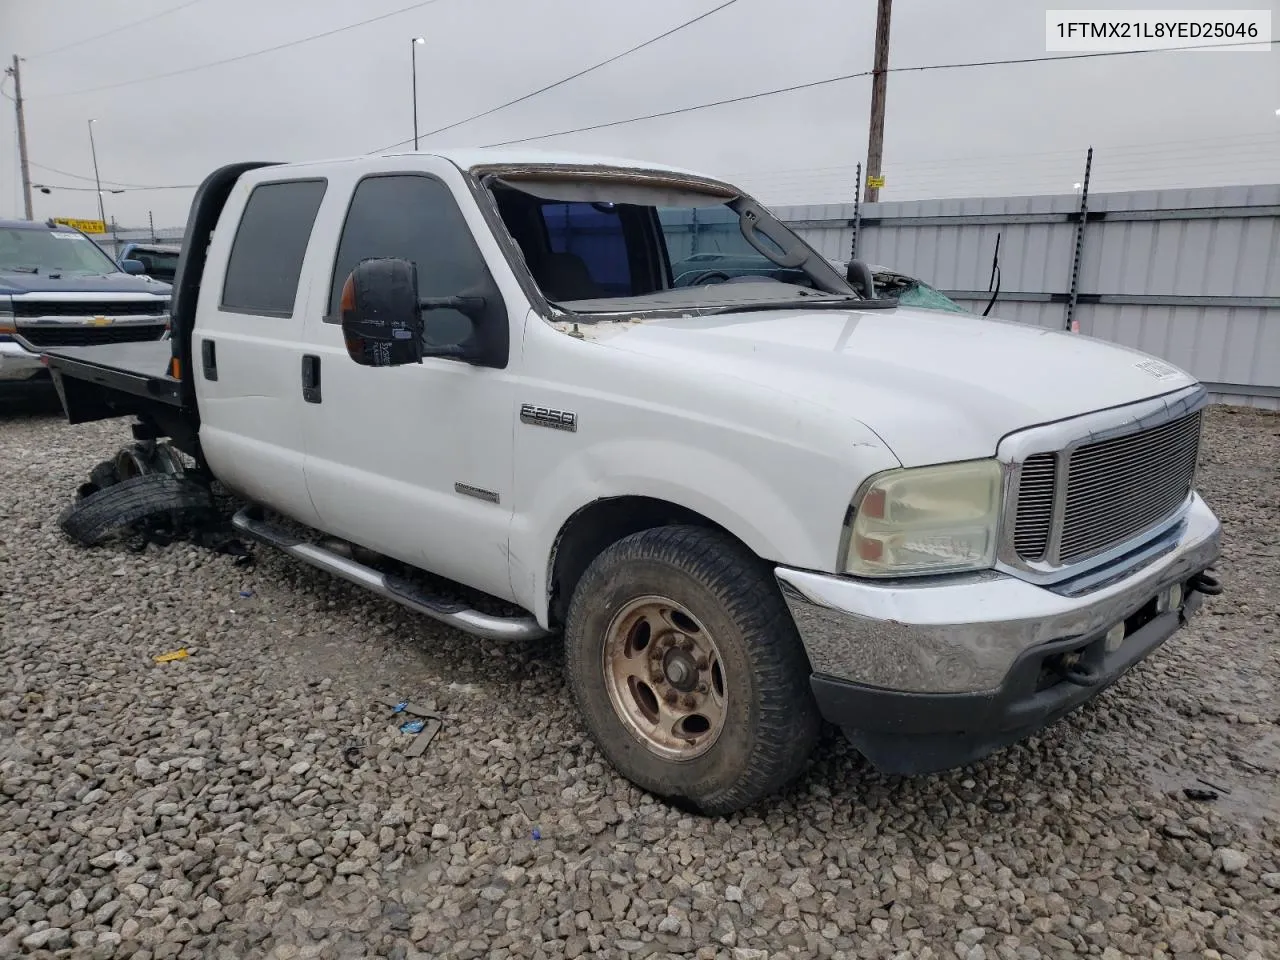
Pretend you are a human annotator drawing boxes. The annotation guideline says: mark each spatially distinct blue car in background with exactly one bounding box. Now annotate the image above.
[118,242,182,284]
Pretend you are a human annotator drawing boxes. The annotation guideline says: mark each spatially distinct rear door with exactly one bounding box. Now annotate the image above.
[192,175,327,526]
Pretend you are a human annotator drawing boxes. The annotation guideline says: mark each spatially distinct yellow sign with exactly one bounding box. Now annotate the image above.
[867,175,886,189]
[52,217,106,234]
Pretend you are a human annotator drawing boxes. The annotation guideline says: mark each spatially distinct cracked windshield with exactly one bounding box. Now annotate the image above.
[490,178,856,313]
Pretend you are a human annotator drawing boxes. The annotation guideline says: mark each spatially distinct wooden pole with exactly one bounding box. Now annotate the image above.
[864,0,892,202]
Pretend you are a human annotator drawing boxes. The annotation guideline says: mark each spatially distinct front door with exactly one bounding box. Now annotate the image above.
[299,167,519,602]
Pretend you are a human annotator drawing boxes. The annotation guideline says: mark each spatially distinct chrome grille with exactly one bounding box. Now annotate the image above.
[13,300,167,318]
[1013,454,1056,561]
[1014,409,1202,566]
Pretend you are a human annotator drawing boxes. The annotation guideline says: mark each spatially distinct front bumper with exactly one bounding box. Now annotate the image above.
[0,339,48,382]
[775,493,1221,774]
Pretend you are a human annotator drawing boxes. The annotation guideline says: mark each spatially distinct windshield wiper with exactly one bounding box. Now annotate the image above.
[8,265,39,274]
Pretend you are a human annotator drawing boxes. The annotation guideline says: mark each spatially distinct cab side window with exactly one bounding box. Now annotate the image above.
[327,174,493,348]
[220,179,327,317]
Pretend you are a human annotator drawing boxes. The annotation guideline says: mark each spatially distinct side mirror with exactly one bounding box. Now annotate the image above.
[845,259,877,299]
[340,258,426,367]
[120,259,146,275]
[339,257,489,367]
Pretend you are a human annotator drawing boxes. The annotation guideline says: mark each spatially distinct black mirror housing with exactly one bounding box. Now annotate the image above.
[845,259,877,299]
[340,258,425,367]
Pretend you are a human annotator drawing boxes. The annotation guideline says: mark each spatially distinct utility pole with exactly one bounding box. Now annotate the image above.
[863,0,892,203]
[6,55,34,219]
[87,119,106,227]
[411,36,425,150]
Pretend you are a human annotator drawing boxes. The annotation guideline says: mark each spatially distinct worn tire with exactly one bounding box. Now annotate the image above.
[58,473,213,546]
[88,459,120,491]
[564,524,821,815]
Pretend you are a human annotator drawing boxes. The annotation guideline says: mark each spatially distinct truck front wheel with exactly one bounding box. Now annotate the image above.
[563,524,821,815]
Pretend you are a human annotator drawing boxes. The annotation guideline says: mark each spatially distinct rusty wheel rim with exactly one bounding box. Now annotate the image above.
[602,595,727,760]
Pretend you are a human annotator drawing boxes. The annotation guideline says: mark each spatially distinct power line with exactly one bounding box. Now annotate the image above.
[477,39,1280,148]
[25,0,206,60]
[371,0,744,153]
[33,0,452,100]
[31,181,199,192]
[480,72,869,148]
[885,39,1276,75]
[29,160,187,190]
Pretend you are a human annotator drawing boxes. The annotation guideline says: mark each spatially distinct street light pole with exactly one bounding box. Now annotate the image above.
[87,119,106,226]
[411,36,425,150]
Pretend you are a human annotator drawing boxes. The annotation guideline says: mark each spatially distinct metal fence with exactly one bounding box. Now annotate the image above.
[771,183,1280,410]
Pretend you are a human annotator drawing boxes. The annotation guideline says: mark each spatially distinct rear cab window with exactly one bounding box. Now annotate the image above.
[220,179,327,317]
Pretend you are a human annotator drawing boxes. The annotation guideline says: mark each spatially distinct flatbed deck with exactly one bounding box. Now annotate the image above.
[43,340,183,407]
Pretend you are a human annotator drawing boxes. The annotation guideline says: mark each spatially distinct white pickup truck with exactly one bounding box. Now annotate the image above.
[43,148,1222,815]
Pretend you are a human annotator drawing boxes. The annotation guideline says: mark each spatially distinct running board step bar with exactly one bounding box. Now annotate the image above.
[231,506,549,642]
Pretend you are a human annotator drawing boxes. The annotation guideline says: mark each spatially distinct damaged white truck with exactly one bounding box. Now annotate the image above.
[44,149,1222,815]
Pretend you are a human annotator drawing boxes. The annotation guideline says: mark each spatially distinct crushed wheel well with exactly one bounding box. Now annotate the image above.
[547,496,752,628]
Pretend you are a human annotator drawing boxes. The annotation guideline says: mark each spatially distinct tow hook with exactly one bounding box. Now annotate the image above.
[1057,654,1102,688]
[1189,571,1223,596]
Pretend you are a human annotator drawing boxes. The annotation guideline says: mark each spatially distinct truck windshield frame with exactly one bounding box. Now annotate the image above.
[469,165,861,322]
[0,227,122,276]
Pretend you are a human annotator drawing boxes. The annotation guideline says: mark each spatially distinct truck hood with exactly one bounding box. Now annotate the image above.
[0,271,171,296]
[578,305,1198,465]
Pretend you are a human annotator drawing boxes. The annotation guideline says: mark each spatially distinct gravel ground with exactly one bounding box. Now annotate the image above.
[1,399,1278,960]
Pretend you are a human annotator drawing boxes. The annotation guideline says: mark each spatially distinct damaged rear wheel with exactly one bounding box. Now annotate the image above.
[58,473,214,547]
[88,459,121,491]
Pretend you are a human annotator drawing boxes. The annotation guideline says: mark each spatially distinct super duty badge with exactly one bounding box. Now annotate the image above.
[520,403,577,432]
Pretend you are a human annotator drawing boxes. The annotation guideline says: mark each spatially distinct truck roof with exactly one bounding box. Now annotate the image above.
[276,146,724,182]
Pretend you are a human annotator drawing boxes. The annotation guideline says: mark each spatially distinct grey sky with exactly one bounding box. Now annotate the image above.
[3,0,1278,227]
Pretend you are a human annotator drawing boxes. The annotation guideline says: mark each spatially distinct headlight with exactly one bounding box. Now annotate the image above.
[0,296,13,335]
[843,459,1003,577]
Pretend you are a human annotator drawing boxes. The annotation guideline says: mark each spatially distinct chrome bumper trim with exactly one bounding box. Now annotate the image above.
[776,493,1221,694]
[0,340,46,381]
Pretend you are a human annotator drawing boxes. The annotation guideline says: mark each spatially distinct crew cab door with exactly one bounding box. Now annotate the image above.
[192,175,327,527]
[298,161,520,602]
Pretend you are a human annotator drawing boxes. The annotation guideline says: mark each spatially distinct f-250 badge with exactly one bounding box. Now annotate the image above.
[520,403,577,432]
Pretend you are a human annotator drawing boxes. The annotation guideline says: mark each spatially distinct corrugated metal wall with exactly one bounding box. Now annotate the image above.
[773,184,1280,409]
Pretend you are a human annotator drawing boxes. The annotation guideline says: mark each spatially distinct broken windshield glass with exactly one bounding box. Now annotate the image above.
[483,171,858,316]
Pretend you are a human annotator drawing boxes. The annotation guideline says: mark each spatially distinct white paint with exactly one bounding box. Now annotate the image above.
[193,149,1206,626]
